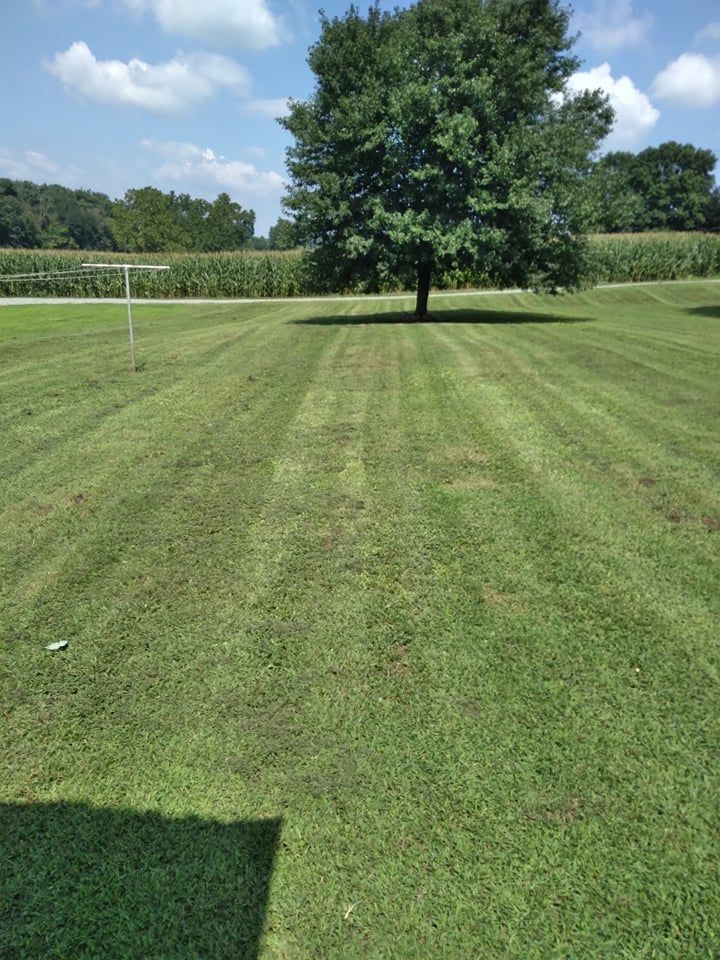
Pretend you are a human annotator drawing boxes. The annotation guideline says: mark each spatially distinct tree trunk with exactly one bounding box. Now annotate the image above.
[412,261,432,320]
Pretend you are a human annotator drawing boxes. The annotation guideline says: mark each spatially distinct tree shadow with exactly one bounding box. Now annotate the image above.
[685,305,720,318]
[293,309,592,326]
[0,801,281,959]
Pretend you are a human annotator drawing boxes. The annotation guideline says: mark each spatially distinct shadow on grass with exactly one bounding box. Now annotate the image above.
[293,309,592,326]
[0,802,281,960]
[685,305,720,318]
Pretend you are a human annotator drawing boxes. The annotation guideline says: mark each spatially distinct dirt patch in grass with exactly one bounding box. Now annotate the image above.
[524,797,582,826]
[483,588,506,605]
[444,476,496,491]
[456,698,483,719]
[701,515,719,531]
[333,347,392,371]
[442,444,491,467]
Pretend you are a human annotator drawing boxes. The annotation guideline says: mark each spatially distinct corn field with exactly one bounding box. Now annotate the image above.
[0,234,719,298]
[585,233,720,284]
[0,250,311,299]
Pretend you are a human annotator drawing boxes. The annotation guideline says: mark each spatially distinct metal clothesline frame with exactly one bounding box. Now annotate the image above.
[83,263,169,372]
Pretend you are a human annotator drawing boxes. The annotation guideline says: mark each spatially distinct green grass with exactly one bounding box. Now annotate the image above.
[1,284,719,958]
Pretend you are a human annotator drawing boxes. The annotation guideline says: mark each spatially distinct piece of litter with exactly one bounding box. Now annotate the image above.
[343,903,359,921]
[45,641,68,651]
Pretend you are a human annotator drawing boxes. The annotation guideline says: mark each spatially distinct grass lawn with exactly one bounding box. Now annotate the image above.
[1,283,719,958]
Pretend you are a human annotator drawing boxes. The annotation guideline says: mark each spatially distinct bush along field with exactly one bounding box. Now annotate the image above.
[1,283,719,957]
[1,232,720,298]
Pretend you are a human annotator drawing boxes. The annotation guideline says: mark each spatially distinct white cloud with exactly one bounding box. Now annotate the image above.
[46,41,250,114]
[244,97,290,118]
[0,146,82,182]
[652,54,720,108]
[576,0,653,52]
[696,22,720,43]
[245,146,267,159]
[141,139,286,196]
[122,0,284,50]
[566,63,659,149]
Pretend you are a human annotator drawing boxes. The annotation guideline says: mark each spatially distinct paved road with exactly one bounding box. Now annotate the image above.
[0,278,718,307]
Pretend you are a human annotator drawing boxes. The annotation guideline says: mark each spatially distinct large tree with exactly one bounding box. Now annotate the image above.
[281,0,612,317]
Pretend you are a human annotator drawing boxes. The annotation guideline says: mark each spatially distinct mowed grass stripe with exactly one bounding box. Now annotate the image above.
[428,312,719,609]
[1,304,332,662]
[1,285,719,958]
[448,296,720,499]
[381,314,718,953]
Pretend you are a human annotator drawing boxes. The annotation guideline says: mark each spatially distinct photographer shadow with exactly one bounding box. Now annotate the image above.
[1,801,281,960]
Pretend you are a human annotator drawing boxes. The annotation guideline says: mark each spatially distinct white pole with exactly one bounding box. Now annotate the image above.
[124,265,136,373]
[82,263,168,373]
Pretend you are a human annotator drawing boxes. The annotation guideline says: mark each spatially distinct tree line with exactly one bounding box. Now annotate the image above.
[0,142,717,255]
[0,180,299,252]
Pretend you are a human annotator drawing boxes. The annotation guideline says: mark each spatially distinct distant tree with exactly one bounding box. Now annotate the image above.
[0,178,20,201]
[111,187,184,252]
[587,152,645,232]
[248,236,270,251]
[634,142,716,231]
[43,223,75,249]
[268,217,300,249]
[281,0,612,316]
[0,195,40,247]
[705,186,720,232]
[172,193,211,251]
[45,187,114,249]
[202,193,255,251]
[589,142,717,233]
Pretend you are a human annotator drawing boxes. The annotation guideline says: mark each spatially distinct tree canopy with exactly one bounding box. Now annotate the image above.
[589,142,718,233]
[111,189,255,253]
[0,178,114,250]
[281,0,613,316]
[268,217,301,250]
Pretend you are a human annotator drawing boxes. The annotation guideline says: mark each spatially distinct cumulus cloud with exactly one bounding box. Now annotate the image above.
[46,41,250,113]
[576,0,653,52]
[244,97,290,118]
[566,63,659,149]
[141,139,285,196]
[652,54,720,108]
[122,0,284,50]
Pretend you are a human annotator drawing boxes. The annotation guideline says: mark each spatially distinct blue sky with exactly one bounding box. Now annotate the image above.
[2,0,719,235]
